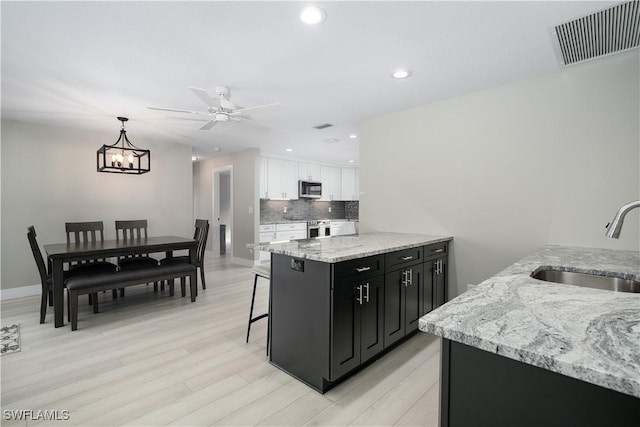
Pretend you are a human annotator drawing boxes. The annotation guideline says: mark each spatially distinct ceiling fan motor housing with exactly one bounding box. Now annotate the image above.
[215,86,231,98]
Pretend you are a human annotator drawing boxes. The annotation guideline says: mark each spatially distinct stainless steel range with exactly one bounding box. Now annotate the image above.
[307,220,331,239]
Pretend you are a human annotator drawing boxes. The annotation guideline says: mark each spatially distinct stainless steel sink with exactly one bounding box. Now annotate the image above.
[531,268,640,293]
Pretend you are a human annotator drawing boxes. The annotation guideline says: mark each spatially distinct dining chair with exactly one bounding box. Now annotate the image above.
[114,220,159,269]
[159,219,209,291]
[65,221,119,298]
[115,219,160,294]
[28,226,59,323]
[27,226,84,323]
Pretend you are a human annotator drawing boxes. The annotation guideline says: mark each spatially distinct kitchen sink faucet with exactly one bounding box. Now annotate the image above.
[605,200,640,238]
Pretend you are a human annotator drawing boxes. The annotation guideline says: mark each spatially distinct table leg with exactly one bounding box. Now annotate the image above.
[189,245,198,297]
[52,259,65,327]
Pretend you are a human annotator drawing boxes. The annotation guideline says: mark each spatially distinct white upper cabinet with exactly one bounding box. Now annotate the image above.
[265,158,299,200]
[340,167,359,201]
[260,157,358,201]
[320,166,341,201]
[298,163,322,182]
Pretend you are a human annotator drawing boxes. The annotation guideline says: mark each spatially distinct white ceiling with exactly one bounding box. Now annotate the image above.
[1,1,615,165]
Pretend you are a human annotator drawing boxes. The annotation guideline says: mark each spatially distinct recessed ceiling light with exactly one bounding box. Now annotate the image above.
[391,69,412,79]
[213,147,221,152]
[286,148,293,152]
[348,160,355,163]
[300,6,326,24]
[349,134,358,139]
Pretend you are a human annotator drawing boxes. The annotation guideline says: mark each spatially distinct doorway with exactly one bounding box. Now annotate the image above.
[213,165,233,256]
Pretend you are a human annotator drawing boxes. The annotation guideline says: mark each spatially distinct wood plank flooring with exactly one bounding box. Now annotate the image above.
[1,254,440,426]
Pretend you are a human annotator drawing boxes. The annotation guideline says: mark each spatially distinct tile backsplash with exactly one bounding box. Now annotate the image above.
[261,199,359,222]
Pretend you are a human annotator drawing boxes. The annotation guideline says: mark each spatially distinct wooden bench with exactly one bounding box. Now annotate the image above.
[66,263,197,330]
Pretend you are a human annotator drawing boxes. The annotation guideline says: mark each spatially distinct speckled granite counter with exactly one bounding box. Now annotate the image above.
[419,245,640,398]
[249,232,452,263]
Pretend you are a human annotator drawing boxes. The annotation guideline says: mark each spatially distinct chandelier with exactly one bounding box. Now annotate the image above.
[97,117,150,174]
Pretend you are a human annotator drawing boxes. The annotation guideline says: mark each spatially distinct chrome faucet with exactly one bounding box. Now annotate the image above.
[605,200,640,238]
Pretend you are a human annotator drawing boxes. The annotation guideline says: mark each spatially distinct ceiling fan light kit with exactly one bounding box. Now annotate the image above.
[97,117,150,175]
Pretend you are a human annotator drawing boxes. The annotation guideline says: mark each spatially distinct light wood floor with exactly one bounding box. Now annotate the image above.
[1,254,440,427]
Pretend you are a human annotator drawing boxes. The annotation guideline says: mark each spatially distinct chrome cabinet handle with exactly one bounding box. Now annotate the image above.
[355,266,371,273]
[432,248,444,253]
[401,256,413,261]
[402,270,407,286]
[408,268,413,285]
[364,283,370,303]
[356,285,363,305]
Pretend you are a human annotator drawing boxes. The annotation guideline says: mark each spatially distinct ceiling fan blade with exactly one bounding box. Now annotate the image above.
[234,116,271,130]
[199,120,217,130]
[148,106,201,114]
[169,116,210,122]
[235,103,283,115]
[188,87,220,109]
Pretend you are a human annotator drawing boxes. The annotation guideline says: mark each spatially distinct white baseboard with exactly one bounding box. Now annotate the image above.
[0,284,41,301]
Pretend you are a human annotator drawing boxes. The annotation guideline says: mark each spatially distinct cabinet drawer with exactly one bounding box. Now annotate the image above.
[276,222,307,232]
[424,242,448,260]
[334,255,384,286]
[275,230,307,241]
[385,246,423,270]
[259,231,276,243]
[259,224,276,232]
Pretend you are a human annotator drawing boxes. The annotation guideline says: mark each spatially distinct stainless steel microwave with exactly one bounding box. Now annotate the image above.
[299,180,322,198]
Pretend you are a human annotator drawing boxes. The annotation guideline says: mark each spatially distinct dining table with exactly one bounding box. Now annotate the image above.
[44,235,197,327]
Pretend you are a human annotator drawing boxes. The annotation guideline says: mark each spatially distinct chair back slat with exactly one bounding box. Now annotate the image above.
[115,220,149,260]
[65,221,108,265]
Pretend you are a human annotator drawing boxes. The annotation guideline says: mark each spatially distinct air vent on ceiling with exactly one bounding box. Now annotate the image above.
[553,1,640,66]
[313,123,333,130]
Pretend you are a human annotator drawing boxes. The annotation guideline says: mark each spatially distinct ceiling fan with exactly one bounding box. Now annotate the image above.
[148,86,282,130]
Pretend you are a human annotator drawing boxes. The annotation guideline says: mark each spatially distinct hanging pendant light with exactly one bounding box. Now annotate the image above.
[97,117,150,174]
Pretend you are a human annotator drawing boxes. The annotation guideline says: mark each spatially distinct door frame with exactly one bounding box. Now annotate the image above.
[213,165,233,256]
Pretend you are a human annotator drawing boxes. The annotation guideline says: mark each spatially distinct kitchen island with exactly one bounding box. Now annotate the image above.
[249,232,452,393]
[419,245,640,426]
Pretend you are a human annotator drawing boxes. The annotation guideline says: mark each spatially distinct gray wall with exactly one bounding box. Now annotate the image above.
[359,51,639,298]
[1,119,194,295]
[192,148,259,264]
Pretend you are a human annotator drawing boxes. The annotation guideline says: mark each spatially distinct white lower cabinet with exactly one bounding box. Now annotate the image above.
[330,221,357,236]
[275,222,307,241]
[259,222,307,262]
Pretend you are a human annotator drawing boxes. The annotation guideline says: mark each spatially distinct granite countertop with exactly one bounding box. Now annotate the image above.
[248,232,452,263]
[419,245,640,398]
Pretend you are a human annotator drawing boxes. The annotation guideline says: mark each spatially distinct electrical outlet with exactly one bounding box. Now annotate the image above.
[328,207,332,213]
[284,206,287,213]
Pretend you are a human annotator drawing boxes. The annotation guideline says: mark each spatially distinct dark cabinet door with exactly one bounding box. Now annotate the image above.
[421,260,435,316]
[404,265,421,334]
[384,269,405,348]
[384,265,422,348]
[434,256,447,308]
[360,276,384,363]
[331,276,385,380]
[330,284,361,381]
